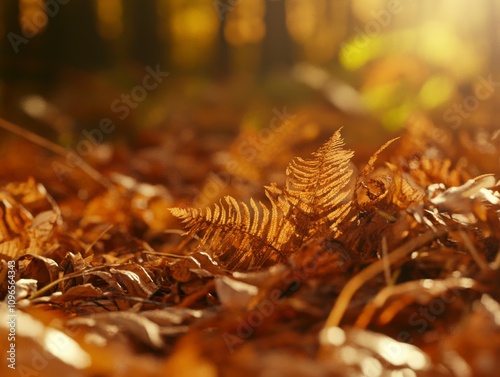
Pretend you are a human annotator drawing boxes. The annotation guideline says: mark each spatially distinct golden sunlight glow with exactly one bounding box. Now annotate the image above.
[360,357,382,377]
[224,0,266,46]
[352,0,388,22]
[44,328,92,369]
[19,0,47,36]
[285,0,316,44]
[337,0,495,131]
[320,326,346,346]
[14,309,92,370]
[167,0,219,69]
[95,0,123,40]
[286,0,347,63]
[418,75,455,109]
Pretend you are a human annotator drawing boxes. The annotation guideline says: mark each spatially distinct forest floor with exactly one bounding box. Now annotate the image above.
[0,93,499,376]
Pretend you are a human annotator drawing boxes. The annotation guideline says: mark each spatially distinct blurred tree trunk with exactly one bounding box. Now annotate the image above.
[44,0,108,70]
[1,0,53,81]
[53,1,106,69]
[213,20,230,78]
[124,0,163,68]
[0,0,22,82]
[260,0,292,75]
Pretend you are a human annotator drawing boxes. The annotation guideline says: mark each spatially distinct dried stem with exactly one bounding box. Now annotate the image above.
[322,227,447,331]
[28,263,124,300]
[381,236,391,287]
[458,229,489,271]
[0,117,112,189]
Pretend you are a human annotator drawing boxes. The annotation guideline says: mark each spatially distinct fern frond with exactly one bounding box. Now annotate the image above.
[170,195,286,270]
[283,129,355,234]
[170,129,355,270]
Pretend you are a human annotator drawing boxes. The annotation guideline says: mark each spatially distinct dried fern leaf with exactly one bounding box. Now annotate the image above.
[359,137,398,178]
[283,129,355,236]
[170,130,355,270]
[170,195,286,270]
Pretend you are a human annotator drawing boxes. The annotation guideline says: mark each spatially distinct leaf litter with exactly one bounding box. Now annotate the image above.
[0,113,499,376]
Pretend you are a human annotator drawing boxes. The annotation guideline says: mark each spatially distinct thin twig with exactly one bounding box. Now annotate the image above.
[84,224,114,256]
[176,280,215,308]
[28,263,124,300]
[0,117,113,189]
[458,229,489,271]
[381,236,391,287]
[322,227,447,331]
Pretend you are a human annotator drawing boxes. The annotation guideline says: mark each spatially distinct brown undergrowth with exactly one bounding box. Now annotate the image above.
[0,113,499,376]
